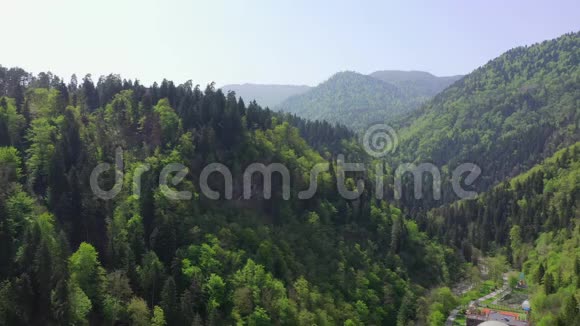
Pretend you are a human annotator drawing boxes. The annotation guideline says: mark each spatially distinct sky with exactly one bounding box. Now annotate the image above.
[1,0,578,87]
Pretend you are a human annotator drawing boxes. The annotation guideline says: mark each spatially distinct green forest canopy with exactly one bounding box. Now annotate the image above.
[0,31,578,326]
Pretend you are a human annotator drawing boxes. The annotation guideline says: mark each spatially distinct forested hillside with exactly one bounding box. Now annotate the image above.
[426,142,579,252]
[220,84,311,109]
[425,142,580,325]
[288,32,579,325]
[0,66,460,325]
[389,32,579,207]
[521,220,580,325]
[276,71,420,131]
[1,28,579,326]
[384,32,580,325]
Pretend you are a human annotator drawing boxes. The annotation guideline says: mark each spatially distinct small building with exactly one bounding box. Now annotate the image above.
[466,308,528,326]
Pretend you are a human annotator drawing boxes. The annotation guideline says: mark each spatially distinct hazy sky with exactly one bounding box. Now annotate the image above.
[2,0,578,87]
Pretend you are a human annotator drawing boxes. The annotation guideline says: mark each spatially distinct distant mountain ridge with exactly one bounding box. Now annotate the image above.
[369,70,463,98]
[275,70,462,130]
[220,83,311,108]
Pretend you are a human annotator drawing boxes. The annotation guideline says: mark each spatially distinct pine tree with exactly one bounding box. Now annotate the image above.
[13,84,24,111]
[160,277,179,326]
[55,82,69,114]
[0,118,9,147]
[391,216,404,254]
[537,263,546,284]
[82,74,99,111]
[138,251,166,307]
[396,292,415,326]
[544,273,554,295]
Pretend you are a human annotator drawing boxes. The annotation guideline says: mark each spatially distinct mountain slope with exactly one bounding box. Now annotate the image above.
[369,70,462,98]
[427,142,580,325]
[276,71,421,131]
[391,32,580,198]
[276,70,462,131]
[220,83,311,108]
[0,67,459,325]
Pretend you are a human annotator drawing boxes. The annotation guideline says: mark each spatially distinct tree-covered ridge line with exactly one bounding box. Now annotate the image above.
[425,141,579,251]
[276,70,461,132]
[0,65,462,325]
[388,31,579,207]
[221,70,462,119]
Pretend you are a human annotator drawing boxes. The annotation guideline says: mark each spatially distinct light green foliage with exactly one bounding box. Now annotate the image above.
[486,255,508,287]
[107,196,143,271]
[508,272,519,289]
[69,281,92,326]
[247,306,271,326]
[153,98,182,146]
[427,309,446,326]
[431,287,458,312]
[179,234,231,281]
[422,287,458,326]
[105,90,137,125]
[231,259,292,323]
[181,258,202,281]
[0,147,21,182]
[522,221,580,323]
[251,121,329,194]
[205,274,226,313]
[25,117,59,189]
[27,88,60,118]
[127,297,151,326]
[510,225,524,267]
[151,306,167,326]
[69,242,106,304]
[4,189,35,239]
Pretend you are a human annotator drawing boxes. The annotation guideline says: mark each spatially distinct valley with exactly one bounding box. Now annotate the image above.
[0,18,577,326]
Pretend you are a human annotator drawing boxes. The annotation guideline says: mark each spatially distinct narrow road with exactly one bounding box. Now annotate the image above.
[445,274,509,326]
